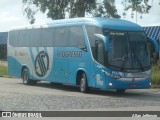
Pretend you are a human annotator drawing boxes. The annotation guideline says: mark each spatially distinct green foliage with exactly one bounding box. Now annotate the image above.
[93,0,120,18]
[0,63,7,76]
[103,0,120,18]
[22,0,159,24]
[22,0,120,24]
[125,0,151,12]
[122,0,152,18]
[70,0,96,17]
[22,0,70,23]
[152,64,160,88]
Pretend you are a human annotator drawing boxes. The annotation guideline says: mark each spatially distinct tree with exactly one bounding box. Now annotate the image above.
[22,0,158,24]
[69,0,97,17]
[93,0,120,18]
[122,0,154,19]
[22,0,120,24]
[22,0,70,24]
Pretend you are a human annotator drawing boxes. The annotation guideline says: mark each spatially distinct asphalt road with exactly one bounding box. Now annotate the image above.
[0,77,160,119]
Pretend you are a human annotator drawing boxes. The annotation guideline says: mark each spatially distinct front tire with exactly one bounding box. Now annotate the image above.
[22,69,37,85]
[116,89,126,93]
[80,73,88,93]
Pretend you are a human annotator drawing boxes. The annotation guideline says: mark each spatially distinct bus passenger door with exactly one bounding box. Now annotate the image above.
[94,40,106,88]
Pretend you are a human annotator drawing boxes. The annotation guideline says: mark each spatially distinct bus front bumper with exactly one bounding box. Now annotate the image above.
[105,77,151,89]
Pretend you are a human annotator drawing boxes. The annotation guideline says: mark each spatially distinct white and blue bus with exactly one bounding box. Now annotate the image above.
[8,18,158,93]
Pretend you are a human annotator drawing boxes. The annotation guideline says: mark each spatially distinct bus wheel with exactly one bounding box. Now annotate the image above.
[22,69,37,85]
[116,89,126,93]
[80,73,88,93]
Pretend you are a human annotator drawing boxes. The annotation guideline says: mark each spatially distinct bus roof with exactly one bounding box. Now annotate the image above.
[47,17,143,31]
[11,17,143,31]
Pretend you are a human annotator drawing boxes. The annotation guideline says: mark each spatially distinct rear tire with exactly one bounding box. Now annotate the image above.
[80,73,88,93]
[22,69,37,85]
[50,82,59,86]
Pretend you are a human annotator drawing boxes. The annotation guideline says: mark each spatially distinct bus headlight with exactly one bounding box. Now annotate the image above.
[109,82,113,86]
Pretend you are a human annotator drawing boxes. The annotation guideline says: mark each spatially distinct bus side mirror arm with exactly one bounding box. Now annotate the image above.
[147,37,159,53]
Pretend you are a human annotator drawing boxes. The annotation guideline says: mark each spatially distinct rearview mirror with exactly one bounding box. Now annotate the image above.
[147,37,159,53]
[94,34,110,52]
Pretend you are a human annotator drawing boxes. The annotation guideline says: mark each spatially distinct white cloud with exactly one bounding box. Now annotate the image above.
[0,0,52,32]
[0,12,21,22]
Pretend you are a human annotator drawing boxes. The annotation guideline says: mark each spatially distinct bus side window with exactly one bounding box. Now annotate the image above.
[9,30,19,47]
[55,27,69,47]
[29,29,42,47]
[42,28,55,47]
[69,26,86,50]
[19,30,29,47]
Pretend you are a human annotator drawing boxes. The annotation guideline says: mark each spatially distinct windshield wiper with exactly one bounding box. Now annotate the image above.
[120,59,127,72]
[132,50,144,72]
[120,47,128,72]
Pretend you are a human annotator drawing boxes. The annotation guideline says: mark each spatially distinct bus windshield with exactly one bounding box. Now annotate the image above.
[108,31,151,72]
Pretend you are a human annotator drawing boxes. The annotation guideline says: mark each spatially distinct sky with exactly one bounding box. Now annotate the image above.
[0,0,160,32]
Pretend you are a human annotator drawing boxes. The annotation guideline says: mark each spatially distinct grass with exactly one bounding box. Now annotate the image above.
[151,64,160,88]
[0,61,8,77]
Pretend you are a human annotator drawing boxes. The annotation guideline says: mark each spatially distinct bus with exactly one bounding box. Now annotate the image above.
[8,17,159,93]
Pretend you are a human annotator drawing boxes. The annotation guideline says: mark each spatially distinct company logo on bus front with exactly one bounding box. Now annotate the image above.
[35,51,49,77]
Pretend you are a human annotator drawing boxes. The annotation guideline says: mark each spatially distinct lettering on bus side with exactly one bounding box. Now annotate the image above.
[57,51,82,58]
[15,50,28,57]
